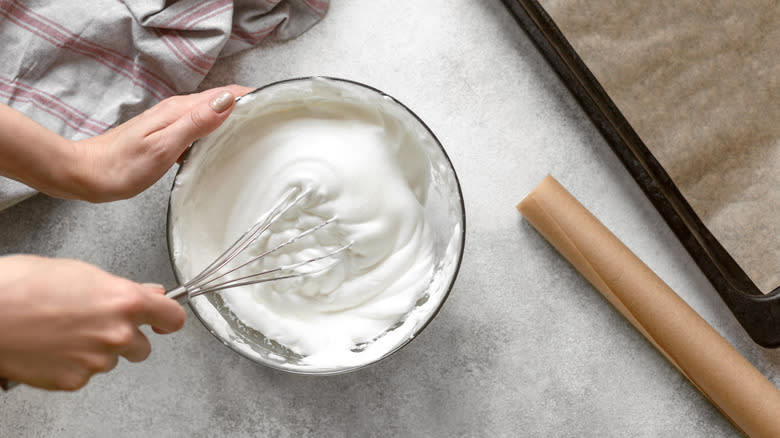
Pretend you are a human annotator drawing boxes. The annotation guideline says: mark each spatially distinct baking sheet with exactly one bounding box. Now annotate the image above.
[536,0,779,293]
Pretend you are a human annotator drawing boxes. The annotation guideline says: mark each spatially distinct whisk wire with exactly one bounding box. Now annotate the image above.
[184,187,307,290]
[188,241,352,297]
[194,216,339,291]
[167,186,351,302]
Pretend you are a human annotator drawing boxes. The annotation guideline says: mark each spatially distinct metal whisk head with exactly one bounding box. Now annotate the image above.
[166,188,351,302]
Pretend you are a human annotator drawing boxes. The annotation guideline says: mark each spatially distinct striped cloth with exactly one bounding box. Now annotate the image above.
[0,0,328,211]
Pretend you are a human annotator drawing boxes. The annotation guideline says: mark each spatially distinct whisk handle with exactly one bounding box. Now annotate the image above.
[165,285,190,303]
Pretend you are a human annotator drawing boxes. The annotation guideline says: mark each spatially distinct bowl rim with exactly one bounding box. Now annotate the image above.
[166,76,467,375]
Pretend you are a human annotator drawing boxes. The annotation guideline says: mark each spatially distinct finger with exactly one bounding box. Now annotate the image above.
[135,286,186,334]
[149,84,253,139]
[83,353,119,374]
[56,368,92,392]
[221,84,255,97]
[174,85,254,163]
[118,328,152,363]
[164,84,253,133]
[140,284,177,334]
[144,89,237,162]
[103,354,119,373]
[153,326,171,335]
[141,283,166,295]
[127,85,253,137]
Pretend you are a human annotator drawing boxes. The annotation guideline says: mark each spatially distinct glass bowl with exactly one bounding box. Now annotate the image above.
[166,77,465,374]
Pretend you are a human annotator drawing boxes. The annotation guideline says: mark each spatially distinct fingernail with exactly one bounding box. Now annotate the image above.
[142,283,165,291]
[209,91,234,113]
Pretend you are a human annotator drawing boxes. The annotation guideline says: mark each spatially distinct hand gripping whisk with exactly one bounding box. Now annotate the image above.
[165,188,351,303]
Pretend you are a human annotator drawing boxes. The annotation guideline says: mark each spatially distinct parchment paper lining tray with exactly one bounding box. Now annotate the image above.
[501,0,780,347]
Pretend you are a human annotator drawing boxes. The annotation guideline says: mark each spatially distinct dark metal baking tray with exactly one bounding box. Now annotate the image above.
[501,0,779,347]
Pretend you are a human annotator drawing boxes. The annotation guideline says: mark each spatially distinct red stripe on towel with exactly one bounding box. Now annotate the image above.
[156,29,213,75]
[0,76,108,136]
[167,0,231,28]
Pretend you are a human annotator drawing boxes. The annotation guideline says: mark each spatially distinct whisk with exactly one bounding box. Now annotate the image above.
[166,188,351,303]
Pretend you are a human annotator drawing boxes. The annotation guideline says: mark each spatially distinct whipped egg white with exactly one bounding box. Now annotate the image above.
[169,78,452,370]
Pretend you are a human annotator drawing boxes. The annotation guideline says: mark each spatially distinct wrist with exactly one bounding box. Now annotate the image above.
[49,139,89,199]
[57,138,101,202]
[35,138,97,202]
[0,104,91,199]
[66,136,122,203]
[36,136,113,203]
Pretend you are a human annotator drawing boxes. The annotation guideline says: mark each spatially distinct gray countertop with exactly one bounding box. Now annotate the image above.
[1,1,777,436]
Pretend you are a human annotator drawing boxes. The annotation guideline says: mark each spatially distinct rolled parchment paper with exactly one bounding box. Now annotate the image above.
[517,175,780,438]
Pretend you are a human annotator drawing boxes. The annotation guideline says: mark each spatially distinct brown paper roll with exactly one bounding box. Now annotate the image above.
[517,175,780,438]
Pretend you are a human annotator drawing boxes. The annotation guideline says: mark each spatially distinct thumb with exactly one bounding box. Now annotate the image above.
[160,90,236,156]
[139,283,184,335]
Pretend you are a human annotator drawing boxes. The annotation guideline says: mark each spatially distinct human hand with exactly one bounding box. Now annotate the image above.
[71,85,254,202]
[0,255,185,391]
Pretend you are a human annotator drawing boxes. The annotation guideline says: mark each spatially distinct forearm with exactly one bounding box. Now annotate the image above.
[0,103,83,199]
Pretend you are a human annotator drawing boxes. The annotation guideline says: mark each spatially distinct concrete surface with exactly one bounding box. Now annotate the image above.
[1,1,777,436]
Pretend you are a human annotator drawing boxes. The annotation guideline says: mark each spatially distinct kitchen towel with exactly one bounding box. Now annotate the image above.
[0,0,328,211]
